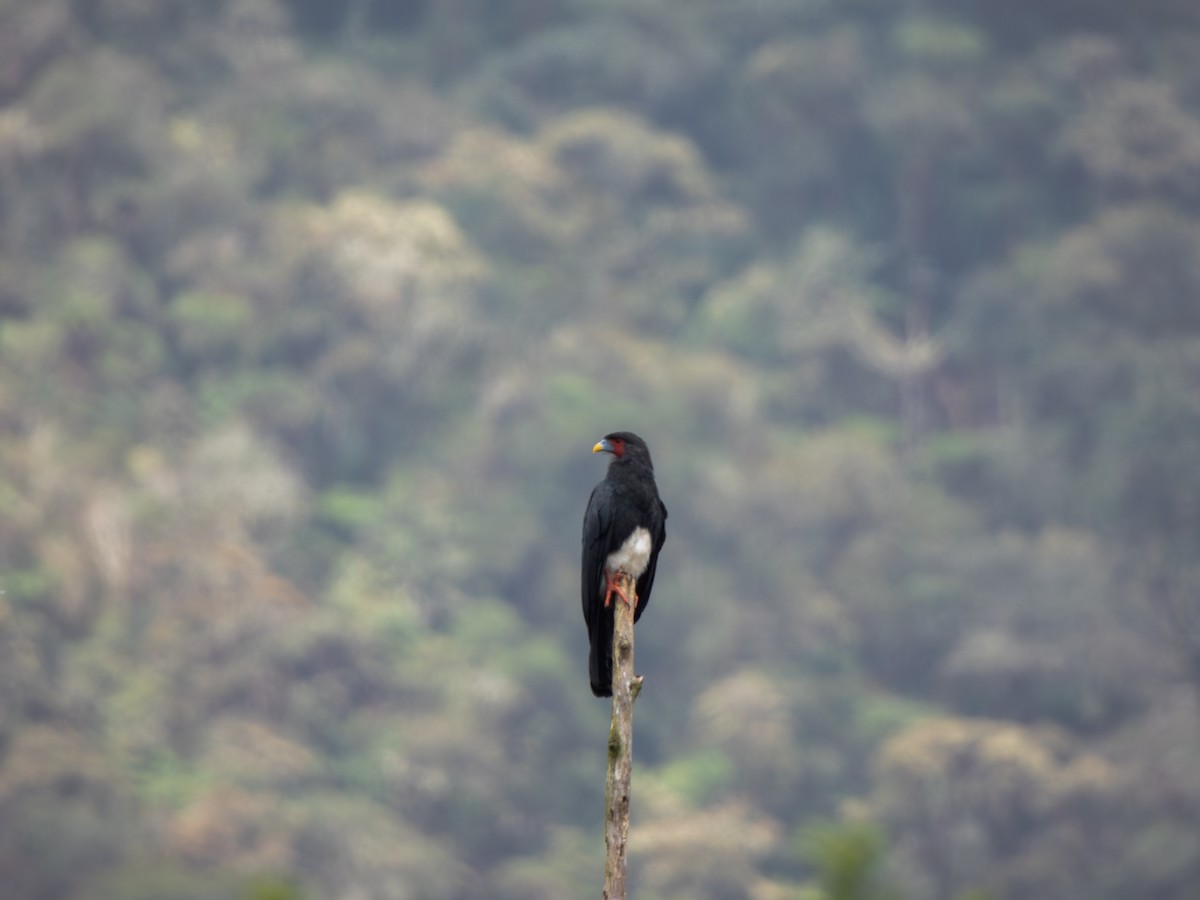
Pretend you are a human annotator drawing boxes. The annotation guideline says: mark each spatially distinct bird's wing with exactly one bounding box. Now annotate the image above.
[581,480,615,635]
[632,498,667,624]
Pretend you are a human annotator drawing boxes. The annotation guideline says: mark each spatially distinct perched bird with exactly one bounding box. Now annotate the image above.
[581,432,667,697]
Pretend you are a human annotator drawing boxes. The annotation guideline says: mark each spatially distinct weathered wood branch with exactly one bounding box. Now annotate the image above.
[603,570,642,900]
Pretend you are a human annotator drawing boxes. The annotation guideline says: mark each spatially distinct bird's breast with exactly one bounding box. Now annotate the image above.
[605,527,653,579]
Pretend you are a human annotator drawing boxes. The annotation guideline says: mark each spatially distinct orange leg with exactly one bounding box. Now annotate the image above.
[603,569,638,609]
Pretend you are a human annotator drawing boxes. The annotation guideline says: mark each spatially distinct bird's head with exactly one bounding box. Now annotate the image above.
[593,432,652,467]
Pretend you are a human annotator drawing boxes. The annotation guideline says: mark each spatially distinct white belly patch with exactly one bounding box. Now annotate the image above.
[606,527,653,579]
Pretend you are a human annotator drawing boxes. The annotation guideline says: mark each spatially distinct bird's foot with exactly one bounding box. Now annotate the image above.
[603,569,638,609]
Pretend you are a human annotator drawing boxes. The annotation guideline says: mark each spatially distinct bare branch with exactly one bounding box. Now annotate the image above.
[603,571,641,899]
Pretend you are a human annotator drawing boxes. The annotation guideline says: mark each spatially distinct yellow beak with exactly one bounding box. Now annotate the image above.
[593,439,610,454]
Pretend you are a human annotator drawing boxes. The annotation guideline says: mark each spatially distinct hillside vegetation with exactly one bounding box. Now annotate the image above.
[2,1,1199,898]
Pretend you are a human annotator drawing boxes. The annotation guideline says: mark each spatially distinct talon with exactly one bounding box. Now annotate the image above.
[603,569,637,609]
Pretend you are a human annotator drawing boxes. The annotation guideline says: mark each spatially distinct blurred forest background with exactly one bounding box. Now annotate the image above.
[2,0,1200,898]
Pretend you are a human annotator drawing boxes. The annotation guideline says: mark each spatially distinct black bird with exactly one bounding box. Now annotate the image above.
[581,432,667,697]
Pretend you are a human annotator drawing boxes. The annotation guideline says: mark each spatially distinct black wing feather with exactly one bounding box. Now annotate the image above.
[632,498,667,624]
[582,481,616,696]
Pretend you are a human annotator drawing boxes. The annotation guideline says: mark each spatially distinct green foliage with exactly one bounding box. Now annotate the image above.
[86,863,256,900]
[893,16,987,67]
[658,749,734,806]
[4,567,54,608]
[801,820,892,900]
[169,292,256,363]
[245,877,303,900]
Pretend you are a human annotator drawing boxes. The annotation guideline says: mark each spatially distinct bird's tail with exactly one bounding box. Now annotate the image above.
[589,607,614,698]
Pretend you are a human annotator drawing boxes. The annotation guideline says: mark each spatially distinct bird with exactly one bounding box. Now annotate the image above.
[581,432,667,697]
